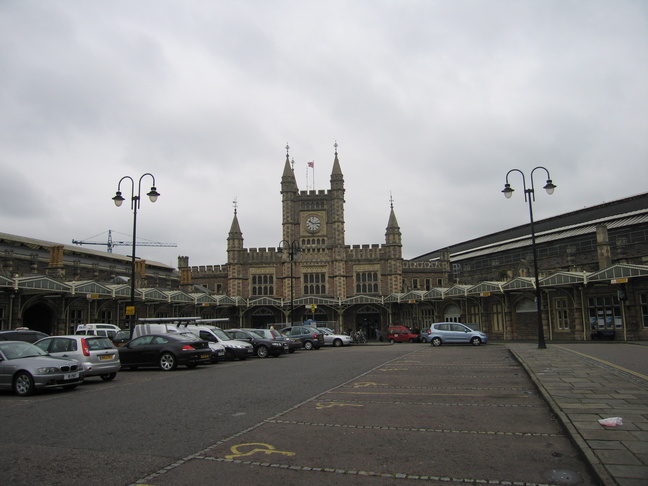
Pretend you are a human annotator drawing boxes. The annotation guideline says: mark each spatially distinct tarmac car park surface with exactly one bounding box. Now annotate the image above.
[2,341,646,485]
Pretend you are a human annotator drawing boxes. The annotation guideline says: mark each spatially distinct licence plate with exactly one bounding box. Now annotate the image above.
[65,372,79,380]
[200,354,210,359]
[100,355,113,360]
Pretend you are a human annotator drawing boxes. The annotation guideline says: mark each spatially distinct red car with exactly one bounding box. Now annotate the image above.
[387,325,420,343]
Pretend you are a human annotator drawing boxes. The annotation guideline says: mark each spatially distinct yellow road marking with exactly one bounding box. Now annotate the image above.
[315,402,364,409]
[352,381,387,388]
[225,442,296,460]
[556,345,648,381]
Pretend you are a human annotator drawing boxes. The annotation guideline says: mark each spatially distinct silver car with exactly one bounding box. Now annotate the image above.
[426,322,488,346]
[35,335,120,381]
[0,341,84,396]
[318,328,353,347]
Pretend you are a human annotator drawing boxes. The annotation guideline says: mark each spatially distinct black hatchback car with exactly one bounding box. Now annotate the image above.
[279,326,325,350]
[117,333,211,371]
[226,329,288,358]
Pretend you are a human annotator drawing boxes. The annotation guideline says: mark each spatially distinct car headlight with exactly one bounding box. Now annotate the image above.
[271,342,282,347]
[36,367,59,374]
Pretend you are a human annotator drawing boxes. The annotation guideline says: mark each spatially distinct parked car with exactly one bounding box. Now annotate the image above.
[387,325,420,343]
[420,327,432,343]
[226,329,288,358]
[111,329,132,347]
[246,328,299,353]
[75,323,121,339]
[250,328,301,353]
[425,322,488,346]
[279,326,325,350]
[0,328,48,343]
[177,331,225,363]
[178,324,254,361]
[34,335,120,381]
[117,333,212,371]
[317,328,353,347]
[0,341,84,396]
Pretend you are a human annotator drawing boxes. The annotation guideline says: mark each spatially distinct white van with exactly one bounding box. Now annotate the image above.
[132,323,179,339]
[75,323,121,339]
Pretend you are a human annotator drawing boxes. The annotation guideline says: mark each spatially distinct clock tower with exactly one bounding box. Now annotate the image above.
[281,144,346,251]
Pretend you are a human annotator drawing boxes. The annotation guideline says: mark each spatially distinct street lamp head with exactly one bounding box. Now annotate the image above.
[543,179,556,195]
[147,186,160,203]
[112,191,125,207]
[502,183,514,199]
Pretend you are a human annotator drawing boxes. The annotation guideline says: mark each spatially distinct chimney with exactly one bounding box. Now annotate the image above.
[596,224,612,269]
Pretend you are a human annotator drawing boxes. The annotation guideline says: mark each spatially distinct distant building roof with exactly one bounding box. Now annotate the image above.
[412,192,648,262]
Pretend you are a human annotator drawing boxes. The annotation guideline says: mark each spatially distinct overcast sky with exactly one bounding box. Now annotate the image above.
[1,1,646,269]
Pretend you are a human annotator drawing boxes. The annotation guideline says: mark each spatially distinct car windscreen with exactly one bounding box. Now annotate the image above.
[212,329,233,341]
[0,342,49,359]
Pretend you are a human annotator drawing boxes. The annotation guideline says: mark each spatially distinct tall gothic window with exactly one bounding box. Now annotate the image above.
[251,274,274,296]
[303,273,326,295]
[355,272,379,294]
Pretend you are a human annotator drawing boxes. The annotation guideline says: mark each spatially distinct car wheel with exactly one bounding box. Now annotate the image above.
[389,338,395,344]
[224,349,235,361]
[333,339,343,347]
[159,352,177,371]
[431,337,442,347]
[256,345,269,358]
[409,338,416,343]
[100,372,117,381]
[289,348,296,353]
[470,337,482,346]
[13,371,35,396]
[303,340,314,350]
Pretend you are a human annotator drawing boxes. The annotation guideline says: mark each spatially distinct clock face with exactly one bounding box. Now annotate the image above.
[305,215,321,233]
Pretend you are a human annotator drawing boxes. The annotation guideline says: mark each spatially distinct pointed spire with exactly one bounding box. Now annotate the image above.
[331,140,342,176]
[385,193,402,249]
[229,201,242,237]
[282,143,294,178]
[387,192,400,229]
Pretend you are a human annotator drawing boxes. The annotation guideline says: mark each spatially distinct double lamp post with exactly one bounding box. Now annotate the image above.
[112,173,160,337]
[502,167,556,349]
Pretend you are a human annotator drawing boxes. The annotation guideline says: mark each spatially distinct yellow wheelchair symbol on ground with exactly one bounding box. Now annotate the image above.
[225,443,296,460]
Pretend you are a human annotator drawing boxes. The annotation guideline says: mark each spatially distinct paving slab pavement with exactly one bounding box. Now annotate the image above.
[507,343,648,486]
[133,344,600,486]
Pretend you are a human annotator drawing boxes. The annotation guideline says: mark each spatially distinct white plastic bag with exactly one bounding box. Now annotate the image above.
[598,417,623,427]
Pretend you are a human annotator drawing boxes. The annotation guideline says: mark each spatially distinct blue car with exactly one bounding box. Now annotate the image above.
[426,323,488,346]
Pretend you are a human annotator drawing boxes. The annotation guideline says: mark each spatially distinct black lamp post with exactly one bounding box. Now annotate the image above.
[278,240,300,325]
[502,167,556,350]
[113,173,160,337]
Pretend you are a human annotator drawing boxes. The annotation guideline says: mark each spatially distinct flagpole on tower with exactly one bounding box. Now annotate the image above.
[307,161,315,190]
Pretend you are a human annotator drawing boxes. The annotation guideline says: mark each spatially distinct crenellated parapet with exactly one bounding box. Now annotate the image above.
[347,244,385,260]
[244,247,281,263]
[190,264,228,275]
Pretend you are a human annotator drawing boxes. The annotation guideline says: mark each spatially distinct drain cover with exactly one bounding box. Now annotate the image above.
[542,468,583,485]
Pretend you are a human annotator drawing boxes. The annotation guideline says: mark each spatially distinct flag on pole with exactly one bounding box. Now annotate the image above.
[308,161,314,168]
